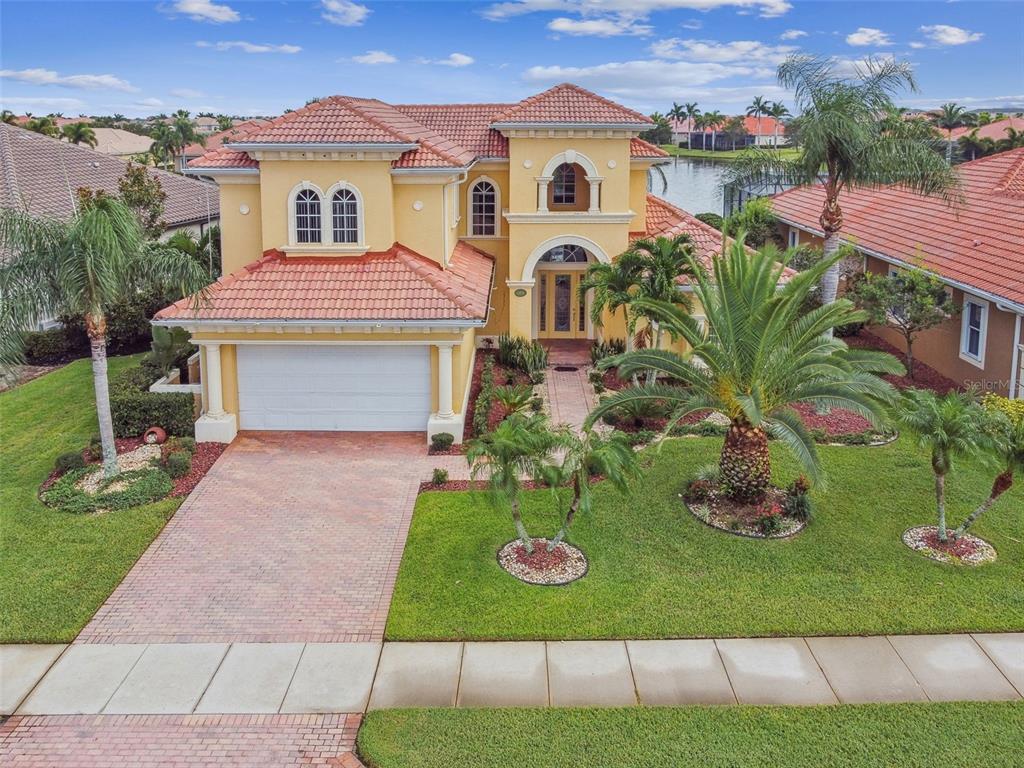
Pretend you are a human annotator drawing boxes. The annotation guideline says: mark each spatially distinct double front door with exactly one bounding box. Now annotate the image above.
[538,271,587,339]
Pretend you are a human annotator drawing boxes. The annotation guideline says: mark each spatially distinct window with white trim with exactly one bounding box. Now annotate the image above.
[960,297,988,365]
[552,163,576,205]
[331,188,359,244]
[470,180,497,236]
[294,188,322,244]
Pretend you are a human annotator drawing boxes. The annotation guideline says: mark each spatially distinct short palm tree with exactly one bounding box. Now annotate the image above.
[62,122,97,148]
[26,116,58,137]
[167,225,222,279]
[0,198,212,477]
[952,411,1024,540]
[465,413,557,555]
[579,249,644,355]
[725,55,961,308]
[895,390,997,543]
[149,123,179,169]
[768,101,790,147]
[586,237,903,501]
[934,102,968,163]
[629,235,696,371]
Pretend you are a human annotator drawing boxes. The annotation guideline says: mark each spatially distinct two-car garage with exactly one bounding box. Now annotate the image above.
[235,345,432,431]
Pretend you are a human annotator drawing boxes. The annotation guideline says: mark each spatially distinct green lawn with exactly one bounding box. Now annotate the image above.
[660,145,802,160]
[0,356,179,643]
[387,437,1024,640]
[358,703,1024,768]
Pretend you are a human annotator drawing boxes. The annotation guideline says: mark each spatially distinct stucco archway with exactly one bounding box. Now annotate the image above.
[521,235,610,282]
[540,150,599,179]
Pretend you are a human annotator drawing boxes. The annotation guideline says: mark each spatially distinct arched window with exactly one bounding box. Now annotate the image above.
[294,188,322,244]
[332,188,359,243]
[470,180,497,236]
[552,163,576,205]
[540,244,588,263]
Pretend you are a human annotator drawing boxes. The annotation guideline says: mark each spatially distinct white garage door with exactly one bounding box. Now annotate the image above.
[236,345,431,431]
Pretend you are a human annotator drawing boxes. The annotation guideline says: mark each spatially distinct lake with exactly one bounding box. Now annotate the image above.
[655,156,730,216]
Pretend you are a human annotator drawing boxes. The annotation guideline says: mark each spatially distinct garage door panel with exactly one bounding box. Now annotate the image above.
[236,345,431,431]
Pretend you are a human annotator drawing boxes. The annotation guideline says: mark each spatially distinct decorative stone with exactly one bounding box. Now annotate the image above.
[902,525,997,566]
[497,538,587,585]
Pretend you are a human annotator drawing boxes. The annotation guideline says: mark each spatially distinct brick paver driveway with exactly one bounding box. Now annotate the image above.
[78,432,465,644]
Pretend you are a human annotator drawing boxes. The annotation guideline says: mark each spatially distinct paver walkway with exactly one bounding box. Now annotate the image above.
[546,365,597,432]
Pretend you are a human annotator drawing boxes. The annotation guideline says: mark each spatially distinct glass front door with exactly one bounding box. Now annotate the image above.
[538,271,587,339]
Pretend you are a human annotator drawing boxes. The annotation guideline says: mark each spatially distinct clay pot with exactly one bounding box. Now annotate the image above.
[143,426,167,445]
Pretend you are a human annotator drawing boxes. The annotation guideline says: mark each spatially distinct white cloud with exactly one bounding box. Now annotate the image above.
[423,52,475,67]
[548,17,652,36]
[196,41,302,54]
[135,97,165,107]
[681,19,702,30]
[0,96,86,112]
[651,39,796,64]
[0,67,137,92]
[321,0,370,26]
[168,0,240,23]
[919,24,983,45]
[846,27,892,46]
[171,87,206,98]
[909,42,926,49]
[780,29,806,40]
[829,53,897,77]
[352,50,397,64]
[484,0,792,21]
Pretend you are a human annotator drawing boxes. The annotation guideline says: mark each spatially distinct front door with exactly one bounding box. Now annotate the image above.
[538,271,587,339]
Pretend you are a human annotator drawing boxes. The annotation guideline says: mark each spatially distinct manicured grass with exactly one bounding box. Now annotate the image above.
[387,437,1024,640]
[0,356,179,643]
[358,703,1024,768]
[660,145,802,160]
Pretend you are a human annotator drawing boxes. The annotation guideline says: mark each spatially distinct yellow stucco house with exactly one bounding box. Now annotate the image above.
[158,84,726,443]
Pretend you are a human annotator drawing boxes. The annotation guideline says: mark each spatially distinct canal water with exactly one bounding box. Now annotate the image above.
[655,156,729,216]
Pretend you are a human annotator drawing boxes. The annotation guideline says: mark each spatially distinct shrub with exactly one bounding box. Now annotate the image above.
[432,468,449,486]
[171,436,197,455]
[163,450,192,479]
[695,212,724,230]
[754,500,784,535]
[54,451,86,474]
[683,478,715,503]
[783,476,814,521]
[590,338,625,365]
[627,429,656,447]
[22,328,77,365]
[41,467,173,514]
[518,341,548,383]
[494,384,534,417]
[430,432,455,452]
[109,363,195,437]
[88,434,103,460]
[983,393,1024,425]
[529,396,544,413]
[472,356,496,437]
[496,333,527,368]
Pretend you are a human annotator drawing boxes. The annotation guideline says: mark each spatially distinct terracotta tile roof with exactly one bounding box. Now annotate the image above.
[188,148,259,169]
[0,123,219,228]
[630,138,669,158]
[641,194,796,282]
[182,119,271,158]
[950,116,1023,141]
[345,98,476,168]
[771,148,1024,306]
[155,241,494,323]
[393,103,511,158]
[492,83,652,125]
[670,115,783,135]
[231,97,418,145]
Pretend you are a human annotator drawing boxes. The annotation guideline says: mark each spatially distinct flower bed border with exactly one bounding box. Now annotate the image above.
[901,525,997,567]
[495,538,589,586]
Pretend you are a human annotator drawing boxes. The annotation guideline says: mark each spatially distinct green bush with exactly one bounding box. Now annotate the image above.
[22,328,77,364]
[57,288,178,356]
[472,357,496,437]
[496,333,528,368]
[41,467,173,514]
[783,476,814,521]
[432,468,449,485]
[88,434,103,460]
[519,341,548,384]
[431,432,455,452]
[54,451,85,474]
[695,212,724,231]
[163,451,192,479]
[109,364,195,438]
[168,436,197,455]
[590,338,626,365]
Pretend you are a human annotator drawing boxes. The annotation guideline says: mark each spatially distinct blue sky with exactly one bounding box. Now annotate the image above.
[1,1,1021,118]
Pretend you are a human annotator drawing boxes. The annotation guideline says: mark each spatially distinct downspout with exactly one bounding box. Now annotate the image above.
[444,169,469,268]
[1009,312,1022,399]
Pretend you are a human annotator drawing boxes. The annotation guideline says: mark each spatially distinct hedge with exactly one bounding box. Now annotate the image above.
[109,364,195,438]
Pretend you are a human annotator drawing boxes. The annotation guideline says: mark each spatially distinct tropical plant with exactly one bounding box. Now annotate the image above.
[957,128,994,161]
[668,102,686,124]
[61,122,97,147]
[465,413,557,554]
[0,198,212,477]
[997,126,1024,152]
[147,325,192,377]
[895,390,997,543]
[149,123,179,169]
[167,225,221,279]
[725,55,961,310]
[723,115,747,150]
[723,197,778,248]
[216,115,234,132]
[746,95,769,143]
[580,250,645,358]
[585,237,903,501]
[702,110,724,151]
[934,103,969,163]
[768,101,790,147]
[494,384,534,417]
[26,116,58,137]
[1,110,18,125]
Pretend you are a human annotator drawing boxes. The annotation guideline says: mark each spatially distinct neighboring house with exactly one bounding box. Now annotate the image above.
[89,127,154,158]
[773,148,1024,398]
[669,116,788,149]
[193,116,221,135]
[950,116,1022,143]
[160,83,737,443]
[179,119,271,172]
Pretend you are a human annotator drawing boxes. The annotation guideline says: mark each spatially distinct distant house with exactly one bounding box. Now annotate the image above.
[13,115,89,129]
[193,116,221,135]
[89,128,154,158]
[669,116,788,149]
[950,116,1022,142]
[772,148,1024,398]
[179,119,271,172]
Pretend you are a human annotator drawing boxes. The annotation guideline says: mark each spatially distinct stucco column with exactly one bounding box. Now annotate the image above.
[536,177,552,213]
[205,342,225,417]
[436,343,455,418]
[506,280,535,339]
[586,176,602,213]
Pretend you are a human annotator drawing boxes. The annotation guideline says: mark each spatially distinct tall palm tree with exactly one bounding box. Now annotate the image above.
[629,235,695,359]
[934,102,968,163]
[682,102,700,147]
[746,95,769,144]
[149,123,179,170]
[768,101,790,147]
[0,198,212,477]
[703,110,724,152]
[61,122,97,148]
[579,250,645,356]
[668,102,686,124]
[957,128,990,161]
[726,55,961,309]
[586,238,902,501]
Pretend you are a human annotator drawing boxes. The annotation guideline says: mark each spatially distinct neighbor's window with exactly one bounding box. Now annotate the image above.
[331,188,359,244]
[295,188,322,244]
[471,180,497,236]
[788,228,799,248]
[552,163,576,205]
[960,297,988,364]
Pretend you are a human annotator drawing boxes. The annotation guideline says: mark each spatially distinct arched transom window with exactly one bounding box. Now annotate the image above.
[294,188,322,244]
[332,188,359,244]
[539,244,588,263]
[552,163,576,205]
[470,180,497,236]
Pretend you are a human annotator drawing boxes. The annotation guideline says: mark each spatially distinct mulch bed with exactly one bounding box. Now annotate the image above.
[418,478,551,494]
[428,444,466,456]
[902,525,997,566]
[685,486,806,539]
[846,332,960,394]
[497,538,588,585]
[462,350,534,441]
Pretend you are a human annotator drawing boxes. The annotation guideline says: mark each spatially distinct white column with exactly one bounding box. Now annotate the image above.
[586,176,602,213]
[205,342,225,417]
[437,343,454,418]
[536,177,551,213]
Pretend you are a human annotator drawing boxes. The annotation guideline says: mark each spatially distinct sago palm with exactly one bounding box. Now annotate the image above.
[586,237,903,501]
[725,55,961,307]
[0,198,212,477]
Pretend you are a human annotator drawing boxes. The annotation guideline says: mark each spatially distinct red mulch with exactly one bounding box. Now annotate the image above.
[463,350,533,441]
[170,442,226,497]
[791,402,873,435]
[920,528,979,558]
[845,332,960,394]
[428,444,466,456]
[512,539,569,569]
[419,478,551,493]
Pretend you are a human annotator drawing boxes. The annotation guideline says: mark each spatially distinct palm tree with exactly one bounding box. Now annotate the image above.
[951,411,1024,540]
[997,126,1024,151]
[580,250,644,354]
[465,413,556,555]
[149,123,179,170]
[1,110,18,125]
[703,110,724,152]
[726,55,961,310]
[61,122,97,148]
[768,101,790,147]
[629,235,696,364]
[746,95,769,144]
[216,115,234,132]
[957,128,990,161]
[723,115,747,151]
[167,225,222,279]
[682,102,700,147]
[935,102,968,163]
[26,116,58,137]
[545,427,640,551]
[668,102,686,124]
[0,198,212,478]
[895,390,995,543]
[586,238,902,501]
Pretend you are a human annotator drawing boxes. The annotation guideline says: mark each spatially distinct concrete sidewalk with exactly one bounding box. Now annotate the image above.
[4,633,1021,716]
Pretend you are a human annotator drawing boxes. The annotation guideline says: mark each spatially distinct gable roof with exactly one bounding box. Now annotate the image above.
[90,128,154,157]
[491,83,652,126]
[182,119,271,158]
[771,147,1024,307]
[0,123,219,228]
[950,116,1023,141]
[154,241,494,324]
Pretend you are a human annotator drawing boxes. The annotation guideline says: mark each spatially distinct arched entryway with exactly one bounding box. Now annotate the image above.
[523,236,610,340]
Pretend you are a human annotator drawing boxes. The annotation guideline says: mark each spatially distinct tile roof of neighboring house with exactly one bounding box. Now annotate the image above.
[492,84,652,125]
[89,128,153,157]
[182,119,271,158]
[0,123,219,228]
[669,116,783,135]
[950,116,1023,141]
[154,241,495,323]
[771,147,1024,307]
[630,138,669,158]
[642,194,796,282]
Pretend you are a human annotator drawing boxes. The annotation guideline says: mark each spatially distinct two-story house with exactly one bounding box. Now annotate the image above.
[157,83,723,443]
